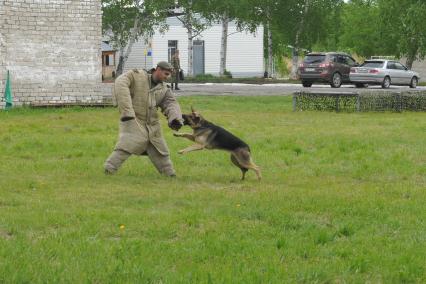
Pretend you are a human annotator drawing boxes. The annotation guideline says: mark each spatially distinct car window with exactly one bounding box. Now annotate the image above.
[345,56,356,66]
[387,62,396,69]
[362,61,385,68]
[303,55,326,64]
[334,55,345,64]
[394,63,406,70]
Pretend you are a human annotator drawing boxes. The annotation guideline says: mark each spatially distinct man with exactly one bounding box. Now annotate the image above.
[104,61,183,177]
[171,50,181,90]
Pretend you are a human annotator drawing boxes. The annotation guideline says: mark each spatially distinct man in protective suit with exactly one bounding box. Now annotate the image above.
[104,61,183,177]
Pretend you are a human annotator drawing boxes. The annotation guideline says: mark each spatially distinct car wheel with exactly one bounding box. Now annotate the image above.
[382,76,391,89]
[302,81,313,87]
[330,73,342,88]
[355,83,368,88]
[410,77,418,88]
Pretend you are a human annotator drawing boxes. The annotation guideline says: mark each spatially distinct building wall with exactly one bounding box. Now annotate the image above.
[0,0,104,108]
[123,40,153,73]
[152,20,264,77]
[0,0,6,98]
[411,60,426,82]
[123,18,264,77]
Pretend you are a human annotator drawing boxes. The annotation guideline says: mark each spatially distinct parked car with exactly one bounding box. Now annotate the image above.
[350,60,420,88]
[298,52,360,88]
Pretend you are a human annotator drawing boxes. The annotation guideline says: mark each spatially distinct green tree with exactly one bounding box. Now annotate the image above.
[201,0,258,76]
[379,0,426,69]
[269,0,344,78]
[175,0,213,77]
[338,0,384,58]
[102,0,174,76]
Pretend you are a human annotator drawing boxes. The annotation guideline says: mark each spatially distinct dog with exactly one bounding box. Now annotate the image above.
[173,107,261,180]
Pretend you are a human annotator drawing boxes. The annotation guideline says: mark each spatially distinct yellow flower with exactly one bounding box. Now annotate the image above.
[236,204,241,207]
[119,225,125,230]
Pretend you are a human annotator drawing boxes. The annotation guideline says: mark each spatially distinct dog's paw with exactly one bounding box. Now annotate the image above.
[178,150,185,154]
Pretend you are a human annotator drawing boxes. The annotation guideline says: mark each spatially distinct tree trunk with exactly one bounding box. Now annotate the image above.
[267,20,273,78]
[219,14,229,76]
[406,57,415,70]
[187,23,193,77]
[116,16,140,77]
[290,0,310,80]
[290,48,299,80]
[405,45,418,70]
[116,46,125,77]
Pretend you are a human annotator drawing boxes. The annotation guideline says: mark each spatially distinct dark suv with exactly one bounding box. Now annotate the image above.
[298,52,359,88]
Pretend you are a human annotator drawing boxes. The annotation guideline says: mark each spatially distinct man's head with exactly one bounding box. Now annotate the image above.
[153,61,173,82]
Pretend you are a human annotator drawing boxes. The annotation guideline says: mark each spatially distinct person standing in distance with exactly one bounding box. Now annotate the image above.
[171,50,181,90]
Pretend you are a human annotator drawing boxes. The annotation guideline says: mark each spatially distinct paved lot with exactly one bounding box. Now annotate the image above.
[175,83,426,96]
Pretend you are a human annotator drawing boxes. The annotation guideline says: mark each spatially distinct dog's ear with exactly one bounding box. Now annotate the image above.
[191,106,200,117]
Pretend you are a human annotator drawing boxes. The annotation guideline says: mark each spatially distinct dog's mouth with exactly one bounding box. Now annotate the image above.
[182,114,190,126]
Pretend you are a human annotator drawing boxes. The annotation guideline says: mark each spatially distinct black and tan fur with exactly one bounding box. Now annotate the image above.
[174,107,261,180]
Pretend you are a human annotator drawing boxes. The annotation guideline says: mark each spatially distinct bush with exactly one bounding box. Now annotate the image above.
[223,70,232,78]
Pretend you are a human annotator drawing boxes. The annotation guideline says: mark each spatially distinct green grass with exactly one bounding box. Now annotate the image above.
[0,96,425,283]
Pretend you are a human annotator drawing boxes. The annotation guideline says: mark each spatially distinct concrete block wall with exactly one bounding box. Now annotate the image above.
[0,0,105,108]
[412,60,426,82]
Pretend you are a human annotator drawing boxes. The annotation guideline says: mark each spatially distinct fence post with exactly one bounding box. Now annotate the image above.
[356,93,360,112]
[335,95,339,112]
[293,93,297,112]
[395,92,402,112]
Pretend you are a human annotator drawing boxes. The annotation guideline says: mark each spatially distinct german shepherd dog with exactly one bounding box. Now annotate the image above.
[173,107,261,180]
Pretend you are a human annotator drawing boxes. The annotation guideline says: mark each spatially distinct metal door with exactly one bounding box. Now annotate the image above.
[386,61,399,84]
[193,40,205,76]
[395,62,411,84]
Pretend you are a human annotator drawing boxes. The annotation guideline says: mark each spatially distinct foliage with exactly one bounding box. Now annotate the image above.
[102,0,172,50]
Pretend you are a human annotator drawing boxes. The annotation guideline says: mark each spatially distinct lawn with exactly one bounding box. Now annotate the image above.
[0,96,425,283]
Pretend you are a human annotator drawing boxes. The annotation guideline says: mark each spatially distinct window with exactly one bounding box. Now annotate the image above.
[362,61,385,68]
[345,56,356,66]
[336,55,347,64]
[168,40,178,62]
[303,55,326,64]
[387,62,396,69]
[102,53,115,66]
[394,63,406,70]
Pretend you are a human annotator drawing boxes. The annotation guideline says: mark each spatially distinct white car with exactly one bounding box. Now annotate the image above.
[350,60,420,88]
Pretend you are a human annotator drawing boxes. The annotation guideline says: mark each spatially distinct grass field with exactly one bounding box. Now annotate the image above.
[0,96,425,283]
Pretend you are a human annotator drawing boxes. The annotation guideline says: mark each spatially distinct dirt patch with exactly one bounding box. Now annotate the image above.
[0,229,13,240]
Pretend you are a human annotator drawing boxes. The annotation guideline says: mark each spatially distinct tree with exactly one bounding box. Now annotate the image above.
[102,0,174,76]
[203,0,257,76]
[338,0,384,58]
[246,0,281,78]
[378,0,426,69]
[285,0,344,79]
[175,0,212,77]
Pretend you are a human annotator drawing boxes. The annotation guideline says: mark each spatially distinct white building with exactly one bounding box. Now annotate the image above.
[124,17,264,77]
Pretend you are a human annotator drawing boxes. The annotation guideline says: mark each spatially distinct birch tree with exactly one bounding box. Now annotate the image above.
[246,0,280,78]
[175,0,212,77]
[201,0,256,76]
[102,0,174,76]
[289,0,310,79]
[378,0,426,69]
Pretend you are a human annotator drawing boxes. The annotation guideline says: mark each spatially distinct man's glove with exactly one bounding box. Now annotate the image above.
[121,117,135,122]
[169,119,183,131]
